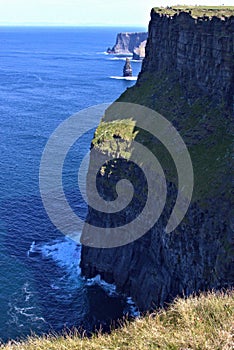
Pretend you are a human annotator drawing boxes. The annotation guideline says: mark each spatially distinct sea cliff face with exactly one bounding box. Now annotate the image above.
[81,8,234,310]
[108,32,148,55]
[141,9,233,108]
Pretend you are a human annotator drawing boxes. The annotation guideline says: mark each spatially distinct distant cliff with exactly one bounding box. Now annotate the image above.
[81,7,234,311]
[107,32,148,56]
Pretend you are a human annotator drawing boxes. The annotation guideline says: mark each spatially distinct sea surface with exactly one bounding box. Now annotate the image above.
[0,26,143,342]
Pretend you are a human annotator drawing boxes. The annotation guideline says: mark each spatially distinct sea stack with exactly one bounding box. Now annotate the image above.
[123,58,133,77]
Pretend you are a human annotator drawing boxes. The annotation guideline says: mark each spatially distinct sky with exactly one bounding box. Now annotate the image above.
[0,0,233,27]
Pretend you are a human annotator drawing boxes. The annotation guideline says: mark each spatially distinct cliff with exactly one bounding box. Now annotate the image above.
[81,7,234,311]
[108,32,148,56]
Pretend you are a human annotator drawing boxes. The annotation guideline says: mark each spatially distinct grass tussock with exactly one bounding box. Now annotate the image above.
[1,290,233,350]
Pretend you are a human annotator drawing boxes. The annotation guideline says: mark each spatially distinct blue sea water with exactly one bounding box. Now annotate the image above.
[0,26,143,342]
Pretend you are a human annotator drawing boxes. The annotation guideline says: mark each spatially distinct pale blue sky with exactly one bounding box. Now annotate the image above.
[0,0,233,26]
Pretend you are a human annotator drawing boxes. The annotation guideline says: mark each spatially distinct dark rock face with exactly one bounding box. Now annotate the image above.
[141,10,234,108]
[81,188,233,310]
[81,10,234,311]
[108,32,148,55]
[123,58,133,77]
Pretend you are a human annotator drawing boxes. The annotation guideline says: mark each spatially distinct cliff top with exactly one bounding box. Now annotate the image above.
[153,6,234,18]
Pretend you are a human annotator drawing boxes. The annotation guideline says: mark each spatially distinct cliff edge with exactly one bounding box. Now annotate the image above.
[81,7,234,311]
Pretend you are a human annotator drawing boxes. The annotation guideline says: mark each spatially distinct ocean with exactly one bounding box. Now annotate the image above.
[0,26,143,342]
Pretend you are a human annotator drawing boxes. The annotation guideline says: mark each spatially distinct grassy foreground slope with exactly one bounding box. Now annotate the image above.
[1,291,233,350]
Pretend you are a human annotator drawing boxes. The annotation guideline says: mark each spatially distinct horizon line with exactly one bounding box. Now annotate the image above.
[0,23,147,28]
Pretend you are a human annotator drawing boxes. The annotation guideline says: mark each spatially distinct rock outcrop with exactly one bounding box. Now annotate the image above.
[81,7,234,311]
[123,58,133,77]
[108,32,148,56]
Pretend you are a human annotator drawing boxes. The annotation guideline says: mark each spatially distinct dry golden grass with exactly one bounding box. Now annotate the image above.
[1,290,233,350]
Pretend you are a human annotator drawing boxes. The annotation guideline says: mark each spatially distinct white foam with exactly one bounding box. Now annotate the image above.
[40,237,81,274]
[30,241,36,250]
[110,76,138,81]
[109,57,129,61]
[16,307,46,323]
[125,297,140,317]
[28,236,82,275]
[7,282,47,327]
[31,316,47,323]
[97,51,109,55]
[131,60,143,63]
[22,282,33,302]
[86,274,140,317]
[86,274,117,297]
[16,306,35,318]
[28,241,36,255]
[28,239,140,317]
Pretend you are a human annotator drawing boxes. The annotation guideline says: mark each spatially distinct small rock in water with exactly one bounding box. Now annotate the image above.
[123,58,133,77]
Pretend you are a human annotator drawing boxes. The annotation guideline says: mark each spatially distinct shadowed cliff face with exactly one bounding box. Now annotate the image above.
[141,10,233,109]
[81,9,234,311]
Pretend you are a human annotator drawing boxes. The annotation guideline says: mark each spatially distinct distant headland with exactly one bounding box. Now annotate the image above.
[107,32,148,60]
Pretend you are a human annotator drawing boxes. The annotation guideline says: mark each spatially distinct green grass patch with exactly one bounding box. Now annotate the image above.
[153,6,234,18]
[93,119,137,146]
[92,119,137,159]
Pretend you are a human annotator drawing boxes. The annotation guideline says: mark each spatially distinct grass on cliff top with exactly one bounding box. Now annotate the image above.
[1,290,233,350]
[92,119,137,159]
[92,119,137,146]
[153,6,234,18]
